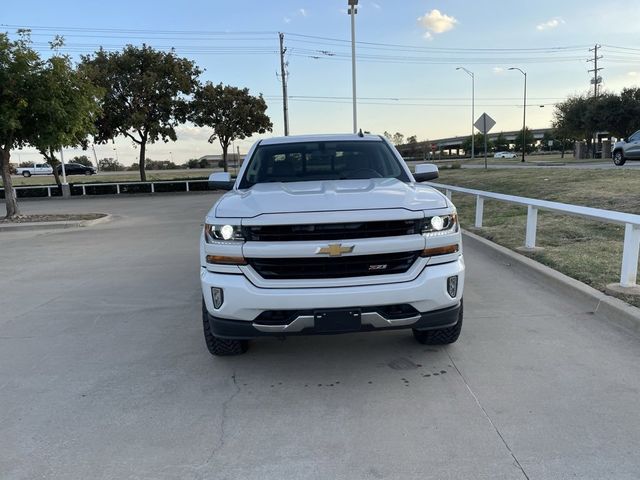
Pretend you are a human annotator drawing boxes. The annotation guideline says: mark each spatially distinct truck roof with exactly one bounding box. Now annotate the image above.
[259,133,383,145]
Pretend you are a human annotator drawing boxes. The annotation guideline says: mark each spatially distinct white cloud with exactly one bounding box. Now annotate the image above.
[628,71,638,77]
[423,32,433,40]
[283,16,291,23]
[536,17,565,31]
[418,9,458,36]
[372,2,381,9]
[493,67,504,74]
[299,8,307,17]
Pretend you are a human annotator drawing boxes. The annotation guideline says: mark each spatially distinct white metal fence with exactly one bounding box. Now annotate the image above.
[428,182,640,288]
[1,180,210,198]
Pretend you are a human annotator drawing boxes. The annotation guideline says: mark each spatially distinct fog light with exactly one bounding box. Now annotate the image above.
[211,287,224,309]
[447,276,458,298]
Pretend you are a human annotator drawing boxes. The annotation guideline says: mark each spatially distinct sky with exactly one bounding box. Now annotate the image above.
[5,0,640,165]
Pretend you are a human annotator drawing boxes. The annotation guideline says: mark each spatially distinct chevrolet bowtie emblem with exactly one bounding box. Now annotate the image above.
[316,243,354,257]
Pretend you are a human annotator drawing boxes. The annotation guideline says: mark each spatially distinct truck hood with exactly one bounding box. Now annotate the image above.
[213,178,447,218]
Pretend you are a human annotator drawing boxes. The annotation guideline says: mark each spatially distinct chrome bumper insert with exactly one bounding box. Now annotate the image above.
[252,311,421,333]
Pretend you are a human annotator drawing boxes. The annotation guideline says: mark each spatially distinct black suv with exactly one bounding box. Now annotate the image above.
[56,163,96,176]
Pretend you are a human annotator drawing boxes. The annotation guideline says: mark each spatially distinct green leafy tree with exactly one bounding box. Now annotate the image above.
[514,127,535,154]
[30,48,101,186]
[392,132,404,145]
[81,45,201,181]
[406,135,417,144]
[493,132,509,151]
[190,83,272,172]
[98,158,123,171]
[186,158,201,169]
[0,31,41,217]
[71,155,93,167]
[461,133,491,156]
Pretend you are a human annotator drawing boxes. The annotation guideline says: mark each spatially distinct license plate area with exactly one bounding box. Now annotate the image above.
[314,309,362,333]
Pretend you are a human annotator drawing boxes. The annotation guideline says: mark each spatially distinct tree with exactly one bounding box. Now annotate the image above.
[81,45,201,181]
[190,83,272,172]
[0,31,41,217]
[514,127,535,154]
[392,132,404,145]
[493,132,509,152]
[71,155,93,167]
[185,158,201,169]
[383,131,393,142]
[30,46,100,186]
[98,158,123,171]
[406,135,417,144]
[461,133,490,156]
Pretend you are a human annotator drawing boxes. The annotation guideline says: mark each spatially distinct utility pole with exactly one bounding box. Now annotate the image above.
[587,44,603,158]
[348,0,358,134]
[587,44,603,98]
[278,32,289,136]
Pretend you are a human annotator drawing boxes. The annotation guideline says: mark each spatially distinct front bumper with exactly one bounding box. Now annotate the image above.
[201,256,464,324]
[206,303,461,339]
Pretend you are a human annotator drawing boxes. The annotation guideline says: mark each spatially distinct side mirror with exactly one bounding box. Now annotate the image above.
[208,172,234,191]
[413,163,439,182]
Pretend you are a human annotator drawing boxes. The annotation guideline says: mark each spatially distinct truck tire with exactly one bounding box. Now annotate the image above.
[413,300,463,345]
[202,299,249,356]
[22,171,31,177]
[613,150,626,166]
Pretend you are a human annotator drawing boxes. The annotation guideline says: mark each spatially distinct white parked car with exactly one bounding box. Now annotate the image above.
[200,133,465,355]
[493,151,517,159]
[15,163,53,177]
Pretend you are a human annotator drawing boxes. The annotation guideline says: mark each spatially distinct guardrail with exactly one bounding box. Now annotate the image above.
[0,179,210,199]
[428,182,640,288]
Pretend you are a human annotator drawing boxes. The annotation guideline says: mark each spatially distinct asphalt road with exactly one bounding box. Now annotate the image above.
[2,194,640,480]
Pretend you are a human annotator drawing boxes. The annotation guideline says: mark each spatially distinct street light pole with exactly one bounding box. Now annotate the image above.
[509,67,527,163]
[456,67,475,159]
[348,0,358,134]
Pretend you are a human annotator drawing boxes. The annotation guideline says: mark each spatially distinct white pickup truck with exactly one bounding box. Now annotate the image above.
[200,133,465,355]
[16,163,53,177]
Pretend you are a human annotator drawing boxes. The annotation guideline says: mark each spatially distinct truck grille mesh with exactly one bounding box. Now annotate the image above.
[247,251,421,279]
[242,219,422,241]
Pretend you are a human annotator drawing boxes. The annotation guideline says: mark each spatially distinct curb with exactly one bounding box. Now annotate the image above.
[0,214,112,232]
[462,229,640,335]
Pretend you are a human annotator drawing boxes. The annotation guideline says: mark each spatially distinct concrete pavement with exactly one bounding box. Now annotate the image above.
[1,194,640,479]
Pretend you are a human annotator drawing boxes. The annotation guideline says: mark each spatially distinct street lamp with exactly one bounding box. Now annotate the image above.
[456,67,475,160]
[508,67,527,163]
[348,0,358,134]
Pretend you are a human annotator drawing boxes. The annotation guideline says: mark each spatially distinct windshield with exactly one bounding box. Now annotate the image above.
[238,140,409,188]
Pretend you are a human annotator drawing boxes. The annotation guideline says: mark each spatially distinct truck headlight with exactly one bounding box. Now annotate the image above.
[422,214,457,236]
[204,223,244,243]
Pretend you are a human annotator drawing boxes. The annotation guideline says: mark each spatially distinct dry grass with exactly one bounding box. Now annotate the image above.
[435,168,640,307]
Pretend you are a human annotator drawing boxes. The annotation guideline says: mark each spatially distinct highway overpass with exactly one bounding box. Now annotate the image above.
[396,127,553,157]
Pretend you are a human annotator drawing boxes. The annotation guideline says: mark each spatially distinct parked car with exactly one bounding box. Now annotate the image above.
[612,130,640,166]
[493,151,517,159]
[16,163,53,177]
[200,133,464,355]
[56,163,96,175]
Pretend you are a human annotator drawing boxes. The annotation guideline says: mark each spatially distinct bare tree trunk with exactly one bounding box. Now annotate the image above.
[48,148,62,187]
[222,142,229,173]
[0,148,19,218]
[139,141,146,182]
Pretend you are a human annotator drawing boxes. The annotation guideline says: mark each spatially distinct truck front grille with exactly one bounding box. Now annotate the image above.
[242,219,422,242]
[247,251,421,279]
